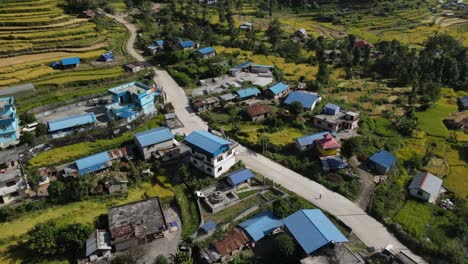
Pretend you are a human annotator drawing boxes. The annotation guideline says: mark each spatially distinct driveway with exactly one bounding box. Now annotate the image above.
[108,14,427,264]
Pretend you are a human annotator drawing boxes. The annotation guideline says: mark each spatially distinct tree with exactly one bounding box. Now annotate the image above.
[172,250,193,264]
[208,63,225,78]
[28,221,59,257]
[288,101,303,116]
[317,63,330,84]
[265,19,283,49]
[341,137,362,158]
[154,255,168,264]
[179,164,190,182]
[128,160,141,182]
[27,169,43,196]
[273,233,296,261]
[259,135,271,153]
[35,123,48,137]
[47,180,66,204]
[19,112,36,124]
[231,252,254,264]
[57,223,92,258]
[20,131,35,146]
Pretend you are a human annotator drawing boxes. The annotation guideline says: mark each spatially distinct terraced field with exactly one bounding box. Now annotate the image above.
[0,0,132,113]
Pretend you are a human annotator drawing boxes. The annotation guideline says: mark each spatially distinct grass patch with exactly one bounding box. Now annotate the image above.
[416,97,457,139]
[237,190,258,199]
[209,195,264,223]
[173,185,200,240]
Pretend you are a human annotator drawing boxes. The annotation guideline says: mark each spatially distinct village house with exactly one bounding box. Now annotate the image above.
[284,91,322,111]
[184,130,237,178]
[324,49,342,62]
[179,38,197,50]
[239,22,253,31]
[295,131,334,151]
[100,52,114,62]
[196,47,216,59]
[192,97,220,112]
[201,220,217,235]
[47,113,97,136]
[282,209,348,255]
[147,40,164,55]
[315,134,341,156]
[295,28,308,38]
[220,93,237,102]
[228,62,253,77]
[235,87,261,101]
[244,104,271,122]
[124,61,147,73]
[443,111,468,129]
[0,97,19,147]
[108,197,167,251]
[249,64,275,74]
[105,82,158,122]
[367,150,397,175]
[226,168,254,188]
[202,228,250,263]
[0,148,27,205]
[238,210,283,242]
[408,172,443,204]
[265,82,289,99]
[84,229,112,263]
[134,126,177,160]
[313,103,360,132]
[458,96,468,111]
[74,147,132,176]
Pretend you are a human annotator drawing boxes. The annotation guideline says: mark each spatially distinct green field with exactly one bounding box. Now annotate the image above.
[416,96,458,138]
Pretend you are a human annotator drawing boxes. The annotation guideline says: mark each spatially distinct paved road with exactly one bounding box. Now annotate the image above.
[110,14,426,263]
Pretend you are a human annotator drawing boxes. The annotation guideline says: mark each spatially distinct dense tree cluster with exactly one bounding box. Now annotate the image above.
[47,174,97,204]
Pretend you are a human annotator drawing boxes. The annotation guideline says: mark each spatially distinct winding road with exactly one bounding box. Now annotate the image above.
[110,13,427,263]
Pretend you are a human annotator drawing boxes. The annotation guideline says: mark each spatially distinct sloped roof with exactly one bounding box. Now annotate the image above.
[235,87,261,99]
[179,38,195,48]
[197,47,216,55]
[116,110,138,119]
[75,151,111,172]
[227,168,254,186]
[369,150,397,170]
[238,210,283,241]
[220,93,237,101]
[101,52,114,60]
[61,57,80,65]
[408,172,443,196]
[284,91,320,109]
[268,82,288,95]
[316,134,341,150]
[184,130,232,157]
[283,209,348,254]
[295,132,332,148]
[134,127,173,147]
[86,229,111,257]
[155,40,164,46]
[233,61,253,69]
[202,220,217,232]
[212,228,249,256]
[47,113,97,132]
[323,103,340,113]
[245,104,270,117]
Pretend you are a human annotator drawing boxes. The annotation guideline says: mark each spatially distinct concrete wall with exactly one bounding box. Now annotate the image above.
[409,188,430,202]
[140,140,174,160]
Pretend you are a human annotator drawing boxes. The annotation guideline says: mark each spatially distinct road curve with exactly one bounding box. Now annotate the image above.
[109,14,427,264]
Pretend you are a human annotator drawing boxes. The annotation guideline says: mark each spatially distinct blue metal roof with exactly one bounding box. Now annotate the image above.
[179,38,195,48]
[324,156,348,170]
[239,211,283,242]
[116,110,138,119]
[235,87,261,99]
[233,61,252,69]
[51,61,60,68]
[197,47,215,55]
[323,103,340,115]
[61,57,80,66]
[184,130,232,157]
[283,209,348,254]
[202,220,216,232]
[101,52,114,60]
[48,113,97,132]
[296,132,332,148]
[156,40,164,46]
[227,168,254,186]
[134,127,173,147]
[251,64,274,69]
[369,150,397,170]
[268,82,288,95]
[284,91,320,109]
[75,151,111,172]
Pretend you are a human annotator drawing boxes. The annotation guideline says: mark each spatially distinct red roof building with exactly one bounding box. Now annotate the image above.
[212,228,249,257]
[316,134,341,156]
[355,40,374,49]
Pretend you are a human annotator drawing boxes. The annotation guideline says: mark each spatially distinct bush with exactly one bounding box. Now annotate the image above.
[169,70,192,87]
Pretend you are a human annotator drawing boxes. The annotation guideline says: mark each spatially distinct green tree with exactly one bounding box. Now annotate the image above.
[57,223,92,258]
[273,233,296,261]
[154,255,168,264]
[317,63,330,84]
[208,63,226,78]
[20,131,35,146]
[19,112,36,124]
[259,135,271,153]
[341,137,362,158]
[265,19,283,49]
[179,164,190,182]
[128,160,141,182]
[28,221,59,257]
[35,123,48,137]
[172,250,193,264]
[27,169,43,196]
[47,180,66,204]
[288,101,304,116]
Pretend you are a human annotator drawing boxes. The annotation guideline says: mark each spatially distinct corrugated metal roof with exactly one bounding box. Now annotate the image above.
[235,87,261,99]
[76,151,111,172]
[284,91,320,109]
[101,52,114,60]
[197,47,215,55]
[220,93,237,101]
[295,132,332,148]
[408,172,442,196]
[268,82,288,95]
[238,210,283,241]
[369,150,397,170]
[227,168,254,186]
[245,104,270,117]
[179,38,195,48]
[156,40,164,46]
[212,228,249,256]
[134,127,173,147]
[202,220,217,232]
[323,103,340,115]
[233,61,252,69]
[48,113,97,132]
[184,131,232,157]
[116,110,138,119]
[61,57,80,65]
[283,209,348,254]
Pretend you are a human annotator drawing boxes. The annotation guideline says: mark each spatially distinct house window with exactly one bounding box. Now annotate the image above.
[217,167,222,172]
[3,134,11,139]
[217,156,223,162]
[10,191,19,197]
[5,180,15,187]
[227,150,233,156]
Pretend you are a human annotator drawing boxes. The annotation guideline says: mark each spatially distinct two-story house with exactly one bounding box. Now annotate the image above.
[0,148,27,205]
[134,126,179,160]
[184,131,237,178]
[313,103,359,132]
[0,97,20,147]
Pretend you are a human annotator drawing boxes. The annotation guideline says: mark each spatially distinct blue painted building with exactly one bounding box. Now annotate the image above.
[47,113,97,133]
[282,209,348,254]
[227,168,254,187]
[235,87,261,100]
[184,131,236,178]
[105,82,159,123]
[196,47,216,59]
[75,151,112,176]
[238,210,283,242]
[179,38,196,49]
[284,91,321,111]
[368,150,397,175]
[266,82,289,98]
[0,97,19,146]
